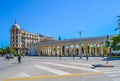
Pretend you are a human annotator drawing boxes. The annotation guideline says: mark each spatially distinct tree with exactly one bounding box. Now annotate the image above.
[115,16,120,34]
[58,36,61,40]
[0,48,3,54]
[110,35,120,50]
[4,46,16,54]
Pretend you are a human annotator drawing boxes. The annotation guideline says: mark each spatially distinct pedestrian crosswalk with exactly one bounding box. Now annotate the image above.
[9,72,31,78]
[44,62,99,72]
[7,62,120,81]
[35,64,71,75]
[95,67,120,81]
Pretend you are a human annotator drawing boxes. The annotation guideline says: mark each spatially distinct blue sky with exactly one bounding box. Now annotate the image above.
[0,0,120,48]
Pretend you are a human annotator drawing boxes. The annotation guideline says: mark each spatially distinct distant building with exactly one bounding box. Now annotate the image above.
[10,21,55,54]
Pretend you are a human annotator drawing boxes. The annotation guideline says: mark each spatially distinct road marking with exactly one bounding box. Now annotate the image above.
[9,72,31,78]
[113,78,120,81]
[4,72,102,81]
[107,74,120,77]
[35,64,71,75]
[97,69,120,72]
[104,71,120,74]
[70,63,91,66]
[45,62,100,72]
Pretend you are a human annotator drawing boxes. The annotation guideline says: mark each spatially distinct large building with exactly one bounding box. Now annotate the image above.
[10,21,55,54]
[28,35,113,56]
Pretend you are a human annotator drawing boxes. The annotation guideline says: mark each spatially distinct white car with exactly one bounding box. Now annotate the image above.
[9,54,14,58]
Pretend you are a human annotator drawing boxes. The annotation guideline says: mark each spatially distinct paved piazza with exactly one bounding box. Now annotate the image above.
[0,56,120,81]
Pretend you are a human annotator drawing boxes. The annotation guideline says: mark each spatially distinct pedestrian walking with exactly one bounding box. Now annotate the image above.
[80,54,82,59]
[59,54,62,60]
[18,54,21,63]
[86,54,88,61]
[6,54,9,60]
[22,53,25,58]
[73,54,75,59]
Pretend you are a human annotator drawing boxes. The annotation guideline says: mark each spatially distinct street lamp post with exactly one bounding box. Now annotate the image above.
[106,35,109,64]
[78,31,83,59]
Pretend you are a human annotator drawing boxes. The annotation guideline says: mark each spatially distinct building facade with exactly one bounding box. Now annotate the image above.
[10,21,55,54]
[28,35,113,56]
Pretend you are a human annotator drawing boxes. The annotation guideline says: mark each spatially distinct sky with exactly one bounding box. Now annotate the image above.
[0,0,120,48]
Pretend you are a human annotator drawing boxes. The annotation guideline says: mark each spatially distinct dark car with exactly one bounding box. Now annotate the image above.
[109,51,120,56]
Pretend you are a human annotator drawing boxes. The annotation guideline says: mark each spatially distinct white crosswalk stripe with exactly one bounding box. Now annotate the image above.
[70,63,92,67]
[107,74,120,77]
[8,62,98,79]
[95,67,120,81]
[44,62,100,72]
[9,62,119,80]
[104,71,120,74]
[9,72,31,78]
[113,78,120,81]
[35,64,71,75]
[96,69,120,72]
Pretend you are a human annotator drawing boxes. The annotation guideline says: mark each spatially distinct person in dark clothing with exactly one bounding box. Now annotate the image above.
[73,54,75,59]
[80,54,82,59]
[59,54,62,60]
[86,54,88,61]
[18,55,21,63]
[6,54,9,60]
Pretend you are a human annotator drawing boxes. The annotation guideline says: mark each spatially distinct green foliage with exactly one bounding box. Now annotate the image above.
[58,36,61,40]
[0,48,3,54]
[14,53,19,56]
[3,46,16,55]
[110,34,120,50]
[110,56,120,58]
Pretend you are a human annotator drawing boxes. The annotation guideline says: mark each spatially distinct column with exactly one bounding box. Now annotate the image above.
[45,47,47,56]
[58,46,60,55]
[55,46,58,56]
[38,46,41,56]
[68,45,71,56]
[92,44,95,56]
[86,44,88,56]
[64,45,66,56]
[52,46,54,56]
[74,44,76,56]
[99,44,101,56]
[47,47,49,56]
[95,44,98,56]
[43,47,45,56]
[60,45,62,56]
[100,44,104,56]
[50,46,52,56]
[89,44,92,56]
[83,44,86,56]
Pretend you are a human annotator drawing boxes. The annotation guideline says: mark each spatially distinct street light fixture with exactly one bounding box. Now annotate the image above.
[78,31,83,59]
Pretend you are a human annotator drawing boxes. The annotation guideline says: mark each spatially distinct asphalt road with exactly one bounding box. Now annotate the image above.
[0,56,120,81]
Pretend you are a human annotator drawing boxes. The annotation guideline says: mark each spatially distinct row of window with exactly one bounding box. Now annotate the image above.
[12,44,27,48]
[11,32,40,38]
[12,39,40,43]
[11,37,41,40]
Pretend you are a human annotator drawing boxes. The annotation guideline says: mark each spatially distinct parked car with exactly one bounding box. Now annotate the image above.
[9,53,14,58]
[109,51,120,56]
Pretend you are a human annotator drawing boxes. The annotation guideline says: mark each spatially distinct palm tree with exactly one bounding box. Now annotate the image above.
[115,27,120,34]
[115,16,120,34]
